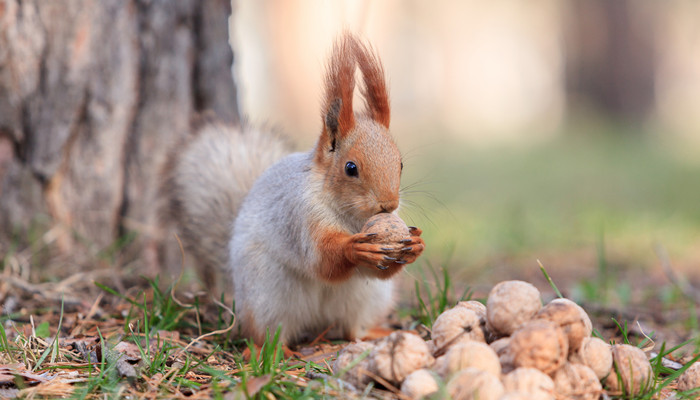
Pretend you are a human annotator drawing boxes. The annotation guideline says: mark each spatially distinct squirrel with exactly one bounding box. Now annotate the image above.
[162,33,425,346]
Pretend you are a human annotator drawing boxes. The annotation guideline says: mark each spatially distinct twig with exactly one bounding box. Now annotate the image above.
[173,303,236,359]
[649,352,684,371]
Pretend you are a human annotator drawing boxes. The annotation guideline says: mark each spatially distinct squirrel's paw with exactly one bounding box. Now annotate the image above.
[346,228,425,271]
[347,237,398,268]
[395,226,425,265]
[345,233,401,269]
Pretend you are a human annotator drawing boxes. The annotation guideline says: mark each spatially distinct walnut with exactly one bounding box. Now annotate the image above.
[456,300,492,340]
[333,340,375,387]
[434,341,501,378]
[569,337,613,380]
[677,361,700,393]
[604,344,653,396]
[447,367,504,400]
[456,300,487,321]
[536,298,592,354]
[401,369,440,399]
[509,320,568,375]
[486,281,542,336]
[498,393,531,400]
[425,339,437,355]
[502,368,555,400]
[361,213,410,265]
[369,331,434,385]
[552,362,603,400]
[490,337,515,374]
[432,307,485,352]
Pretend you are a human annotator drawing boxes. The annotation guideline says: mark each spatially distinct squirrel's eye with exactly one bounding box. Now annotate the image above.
[345,161,359,177]
[400,162,404,171]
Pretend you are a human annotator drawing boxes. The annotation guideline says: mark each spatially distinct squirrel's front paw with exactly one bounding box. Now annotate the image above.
[396,226,425,265]
[345,233,403,270]
[345,228,425,272]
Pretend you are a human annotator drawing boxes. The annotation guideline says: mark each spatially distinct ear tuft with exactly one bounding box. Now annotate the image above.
[352,39,390,128]
[322,34,356,138]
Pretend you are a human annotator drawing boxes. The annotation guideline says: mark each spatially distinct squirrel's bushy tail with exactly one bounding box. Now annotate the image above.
[161,122,292,282]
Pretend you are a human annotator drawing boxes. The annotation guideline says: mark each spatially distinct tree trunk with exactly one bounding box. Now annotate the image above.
[0,0,239,275]
[564,0,656,126]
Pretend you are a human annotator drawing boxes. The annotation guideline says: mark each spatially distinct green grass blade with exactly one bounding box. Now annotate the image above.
[34,296,64,371]
[94,282,143,309]
[537,259,563,298]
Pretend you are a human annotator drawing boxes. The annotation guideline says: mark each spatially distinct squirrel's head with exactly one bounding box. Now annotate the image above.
[314,33,401,223]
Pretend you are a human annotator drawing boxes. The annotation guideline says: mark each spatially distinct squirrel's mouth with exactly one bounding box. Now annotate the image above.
[375,200,399,215]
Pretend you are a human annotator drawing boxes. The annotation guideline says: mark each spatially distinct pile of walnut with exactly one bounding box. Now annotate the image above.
[333,280,700,399]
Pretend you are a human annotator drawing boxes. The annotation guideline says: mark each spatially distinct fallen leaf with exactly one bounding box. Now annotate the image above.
[0,364,51,384]
[241,374,271,398]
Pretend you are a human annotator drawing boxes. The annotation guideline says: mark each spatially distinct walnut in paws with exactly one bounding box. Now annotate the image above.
[361,212,411,268]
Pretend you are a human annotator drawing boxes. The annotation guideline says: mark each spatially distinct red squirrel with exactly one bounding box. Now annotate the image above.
[162,33,425,345]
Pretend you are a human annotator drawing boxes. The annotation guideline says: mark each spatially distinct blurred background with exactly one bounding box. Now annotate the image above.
[231,1,700,298]
[1,0,699,310]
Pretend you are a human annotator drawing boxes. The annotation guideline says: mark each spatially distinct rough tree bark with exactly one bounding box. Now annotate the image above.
[0,0,239,274]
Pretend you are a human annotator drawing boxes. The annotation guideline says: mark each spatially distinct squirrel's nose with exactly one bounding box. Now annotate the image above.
[378,200,399,213]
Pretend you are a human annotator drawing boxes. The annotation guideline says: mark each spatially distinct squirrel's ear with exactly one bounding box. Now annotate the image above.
[353,38,390,129]
[320,34,356,151]
[324,98,342,151]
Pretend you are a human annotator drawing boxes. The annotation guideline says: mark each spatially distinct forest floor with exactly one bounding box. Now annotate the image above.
[0,254,698,399]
